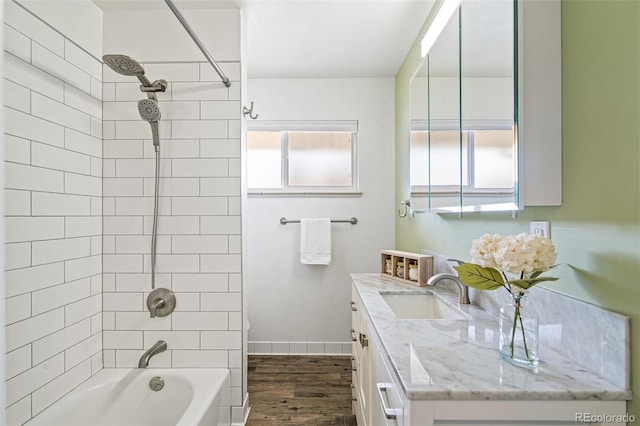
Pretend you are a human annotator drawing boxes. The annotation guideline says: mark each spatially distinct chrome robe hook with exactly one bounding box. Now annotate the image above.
[398,199,411,218]
[243,101,259,119]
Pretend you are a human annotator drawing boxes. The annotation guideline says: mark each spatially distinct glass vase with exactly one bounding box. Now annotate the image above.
[499,292,539,368]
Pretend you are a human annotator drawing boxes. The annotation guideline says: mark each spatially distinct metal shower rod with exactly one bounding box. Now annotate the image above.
[164,0,232,88]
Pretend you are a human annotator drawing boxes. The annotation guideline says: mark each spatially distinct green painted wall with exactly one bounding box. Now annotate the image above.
[395,0,639,417]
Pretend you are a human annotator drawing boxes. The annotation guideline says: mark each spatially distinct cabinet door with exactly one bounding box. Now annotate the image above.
[351,287,370,425]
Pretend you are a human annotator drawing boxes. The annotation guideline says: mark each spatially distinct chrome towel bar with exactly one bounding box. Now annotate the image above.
[280,217,358,225]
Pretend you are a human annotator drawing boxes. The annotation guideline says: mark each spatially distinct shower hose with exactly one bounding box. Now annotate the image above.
[151,148,160,289]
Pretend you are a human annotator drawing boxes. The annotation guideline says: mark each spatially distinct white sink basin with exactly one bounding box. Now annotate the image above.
[380,292,469,320]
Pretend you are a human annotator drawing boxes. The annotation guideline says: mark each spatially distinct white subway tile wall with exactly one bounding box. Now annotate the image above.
[3,1,103,423]
[102,60,243,420]
[4,3,244,424]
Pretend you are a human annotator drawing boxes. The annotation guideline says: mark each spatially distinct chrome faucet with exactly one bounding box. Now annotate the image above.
[427,273,471,304]
[138,340,167,368]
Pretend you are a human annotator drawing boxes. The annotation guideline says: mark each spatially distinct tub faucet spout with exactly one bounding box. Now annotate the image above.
[427,273,470,304]
[138,340,167,368]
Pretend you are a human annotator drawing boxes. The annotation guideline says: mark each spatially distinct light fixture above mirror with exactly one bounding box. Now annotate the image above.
[421,0,462,58]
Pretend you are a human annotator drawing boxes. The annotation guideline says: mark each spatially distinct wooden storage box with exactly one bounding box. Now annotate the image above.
[380,250,434,287]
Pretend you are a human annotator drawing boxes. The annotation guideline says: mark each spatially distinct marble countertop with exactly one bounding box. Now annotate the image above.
[352,273,631,401]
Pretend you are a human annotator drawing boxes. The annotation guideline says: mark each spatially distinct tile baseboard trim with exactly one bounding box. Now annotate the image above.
[238,393,250,426]
[248,341,352,356]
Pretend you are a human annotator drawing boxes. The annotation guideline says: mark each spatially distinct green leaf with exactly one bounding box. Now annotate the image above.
[453,264,505,290]
[530,270,544,279]
[509,276,559,290]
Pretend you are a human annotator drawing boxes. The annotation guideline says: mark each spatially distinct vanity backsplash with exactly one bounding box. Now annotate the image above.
[423,250,630,389]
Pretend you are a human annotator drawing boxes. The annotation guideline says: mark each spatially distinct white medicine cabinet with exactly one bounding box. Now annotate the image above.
[409,0,562,214]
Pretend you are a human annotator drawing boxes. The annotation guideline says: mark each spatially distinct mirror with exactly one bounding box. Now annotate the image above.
[410,0,518,213]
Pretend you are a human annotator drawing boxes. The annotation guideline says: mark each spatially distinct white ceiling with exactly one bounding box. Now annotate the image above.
[92,0,436,78]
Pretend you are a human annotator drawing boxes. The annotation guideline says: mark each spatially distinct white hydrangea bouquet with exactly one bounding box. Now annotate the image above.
[453,233,558,367]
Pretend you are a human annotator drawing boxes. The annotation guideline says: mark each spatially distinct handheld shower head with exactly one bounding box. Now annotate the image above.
[138,99,162,150]
[138,98,161,122]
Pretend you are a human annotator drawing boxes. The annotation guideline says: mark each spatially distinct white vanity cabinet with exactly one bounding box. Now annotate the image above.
[360,346,628,426]
[352,283,405,426]
[400,398,627,426]
[351,284,371,426]
[359,331,628,426]
[351,275,630,426]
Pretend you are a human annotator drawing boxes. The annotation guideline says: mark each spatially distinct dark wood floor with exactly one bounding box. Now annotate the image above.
[247,355,357,426]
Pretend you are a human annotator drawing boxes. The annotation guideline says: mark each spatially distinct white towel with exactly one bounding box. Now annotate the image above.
[300,218,332,265]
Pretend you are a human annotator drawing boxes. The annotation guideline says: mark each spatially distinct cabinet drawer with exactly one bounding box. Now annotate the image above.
[373,345,404,426]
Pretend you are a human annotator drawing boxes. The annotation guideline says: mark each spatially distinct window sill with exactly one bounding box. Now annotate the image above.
[248,191,363,198]
[411,191,516,197]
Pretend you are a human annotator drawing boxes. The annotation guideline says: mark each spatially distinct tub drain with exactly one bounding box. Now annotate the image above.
[149,376,164,391]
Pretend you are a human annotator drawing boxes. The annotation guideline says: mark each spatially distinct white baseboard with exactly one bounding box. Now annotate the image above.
[248,341,352,356]
[233,392,250,426]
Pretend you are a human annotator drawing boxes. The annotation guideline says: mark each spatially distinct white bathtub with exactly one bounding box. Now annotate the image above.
[27,368,230,426]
